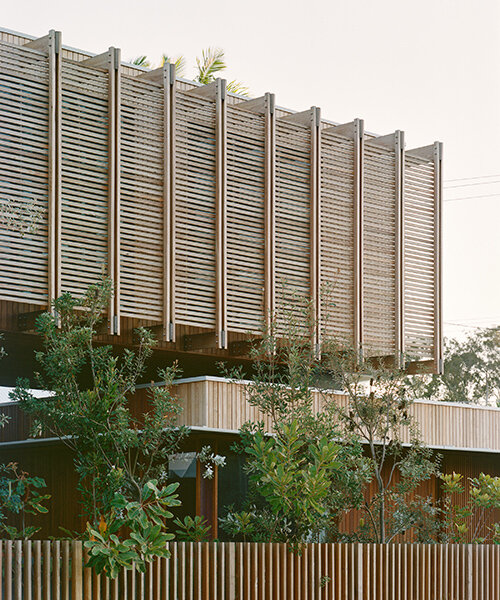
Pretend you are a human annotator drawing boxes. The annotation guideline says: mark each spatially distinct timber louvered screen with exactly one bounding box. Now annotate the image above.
[226,105,265,333]
[0,31,444,371]
[0,41,49,304]
[174,91,217,328]
[404,154,436,359]
[120,74,164,321]
[60,59,108,297]
[275,120,311,325]
[363,143,397,355]
[320,131,355,343]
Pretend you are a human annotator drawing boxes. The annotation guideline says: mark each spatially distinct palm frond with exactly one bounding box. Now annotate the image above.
[227,80,250,97]
[195,48,226,85]
[131,55,151,68]
[160,54,186,77]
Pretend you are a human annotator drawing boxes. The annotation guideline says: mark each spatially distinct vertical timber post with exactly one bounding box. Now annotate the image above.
[109,48,121,335]
[215,79,227,349]
[434,141,443,374]
[81,47,121,334]
[164,62,176,342]
[310,107,321,353]
[47,31,62,313]
[395,130,405,368]
[25,31,62,313]
[264,93,276,330]
[353,119,364,358]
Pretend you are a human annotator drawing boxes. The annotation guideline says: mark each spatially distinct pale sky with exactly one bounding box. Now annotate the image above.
[2,0,500,340]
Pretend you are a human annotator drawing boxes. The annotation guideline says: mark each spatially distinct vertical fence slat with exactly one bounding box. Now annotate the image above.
[13,540,22,600]
[83,549,92,600]
[23,540,33,600]
[71,541,82,600]
[43,540,51,600]
[52,539,60,600]
[33,541,41,600]
[5,540,13,600]
[61,540,69,600]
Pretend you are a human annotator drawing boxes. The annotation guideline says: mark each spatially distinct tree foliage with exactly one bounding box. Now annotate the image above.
[440,472,500,543]
[324,344,439,543]
[85,480,180,578]
[219,305,371,543]
[12,279,188,527]
[417,326,500,405]
[131,47,249,95]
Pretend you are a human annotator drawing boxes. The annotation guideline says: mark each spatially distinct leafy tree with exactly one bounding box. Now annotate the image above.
[416,326,500,406]
[85,480,180,577]
[174,515,212,542]
[0,335,49,539]
[324,343,439,543]
[0,462,50,539]
[219,304,371,543]
[440,472,500,543]
[221,420,344,543]
[12,279,188,527]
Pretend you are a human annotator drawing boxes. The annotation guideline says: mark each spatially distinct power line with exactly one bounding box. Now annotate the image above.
[444,322,483,329]
[444,180,500,190]
[444,173,500,183]
[444,193,500,203]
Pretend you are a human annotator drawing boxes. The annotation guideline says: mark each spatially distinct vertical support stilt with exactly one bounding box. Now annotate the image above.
[264,93,276,331]
[164,63,176,342]
[434,141,444,374]
[395,130,405,368]
[215,79,227,349]
[354,119,364,358]
[310,107,322,353]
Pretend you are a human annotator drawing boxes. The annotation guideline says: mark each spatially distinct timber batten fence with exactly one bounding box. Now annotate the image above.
[1,541,499,599]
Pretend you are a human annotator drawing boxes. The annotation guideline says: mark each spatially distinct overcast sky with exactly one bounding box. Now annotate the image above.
[2,0,500,341]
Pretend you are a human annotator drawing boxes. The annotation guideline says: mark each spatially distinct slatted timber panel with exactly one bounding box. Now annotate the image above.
[120,74,164,320]
[60,59,108,297]
[4,378,500,451]
[175,91,217,328]
[363,143,397,355]
[0,540,498,600]
[404,154,436,359]
[226,104,266,333]
[0,41,49,304]
[0,32,443,367]
[275,120,311,327]
[320,131,356,342]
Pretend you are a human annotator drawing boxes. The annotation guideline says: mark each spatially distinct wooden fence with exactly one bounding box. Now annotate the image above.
[1,540,499,599]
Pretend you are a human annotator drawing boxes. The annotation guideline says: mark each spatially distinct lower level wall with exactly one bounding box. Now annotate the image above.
[0,436,498,542]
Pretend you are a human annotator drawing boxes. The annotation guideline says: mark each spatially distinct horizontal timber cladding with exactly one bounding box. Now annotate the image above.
[174,91,217,328]
[362,140,397,356]
[274,119,311,328]
[60,58,109,297]
[226,104,266,332]
[404,151,437,360]
[320,129,356,343]
[120,73,164,321]
[0,41,49,304]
